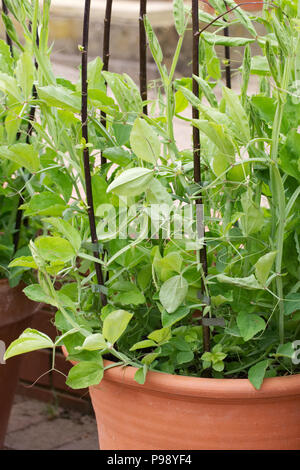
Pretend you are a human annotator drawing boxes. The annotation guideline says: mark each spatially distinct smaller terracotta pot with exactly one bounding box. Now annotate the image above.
[0,280,40,449]
[63,347,300,450]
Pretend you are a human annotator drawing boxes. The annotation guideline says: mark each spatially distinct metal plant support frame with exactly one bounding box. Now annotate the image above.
[100,0,113,165]
[80,0,213,350]
[223,1,232,89]
[192,0,210,352]
[82,0,107,306]
[81,0,150,308]
[139,0,148,115]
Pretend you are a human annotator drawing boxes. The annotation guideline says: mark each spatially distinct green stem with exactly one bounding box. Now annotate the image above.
[269,55,292,343]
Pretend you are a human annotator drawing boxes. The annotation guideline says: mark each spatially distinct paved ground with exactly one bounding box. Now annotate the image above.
[4,394,99,450]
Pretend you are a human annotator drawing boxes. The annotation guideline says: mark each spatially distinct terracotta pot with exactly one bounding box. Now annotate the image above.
[0,279,40,449]
[62,346,300,450]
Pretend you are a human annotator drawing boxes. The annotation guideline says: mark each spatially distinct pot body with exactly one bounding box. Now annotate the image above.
[0,279,40,448]
[88,362,300,450]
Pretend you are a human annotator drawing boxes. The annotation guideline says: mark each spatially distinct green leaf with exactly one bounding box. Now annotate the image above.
[176,85,201,108]
[192,120,235,157]
[161,306,190,328]
[251,96,276,125]
[37,85,81,112]
[276,342,294,359]
[35,236,76,263]
[159,275,188,313]
[142,353,159,366]
[78,334,107,351]
[173,0,185,36]
[137,265,152,290]
[272,12,290,56]
[16,50,35,100]
[5,105,22,144]
[112,282,146,305]
[0,71,22,102]
[0,40,13,75]
[4,329,53,360]
[43,218,81,252]
[217,274,262,290]
[175,90,188,113]
[144,16,163,66]
[248,360,269,390]
[201,32,255,47]
[254,251,277,286]
[9,256,37,269]
[146,178,173,205]
[114,290,145,306]
[0,144,39,172]
[22,192,66,217]
[102,72,142,113]
[192,75,218,108]
[130,118,161,165]
[222,86,250,143]
[240,189,264,236]
[148,327,171,344]
[112,122,132,146]
[102,147,131,167]
[92,174,109,207]
[159,252,182,275]
[87,57,104,90]
[1,11,24,51]
[237,311,266,341]
[103,310,133,345]
[66,361,104,389]
[212,361,225,372]
[130,340,157,351]
[107,167,154,197]
[23,284,55,306]
[284,293,300,316]
[250,55,270,76]
[177,350,193,364]
[205,42,221,80]
[279,129,300,182]
[134,365,148,384]
[241,45,251,102]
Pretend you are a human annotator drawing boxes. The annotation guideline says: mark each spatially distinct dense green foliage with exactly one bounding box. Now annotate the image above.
[2,0,300,390]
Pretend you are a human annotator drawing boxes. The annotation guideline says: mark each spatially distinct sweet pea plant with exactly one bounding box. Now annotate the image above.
[4,0,300,390]
[0,0,48,286]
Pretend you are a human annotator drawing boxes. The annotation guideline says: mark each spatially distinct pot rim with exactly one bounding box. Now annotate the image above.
[62,347,300,400]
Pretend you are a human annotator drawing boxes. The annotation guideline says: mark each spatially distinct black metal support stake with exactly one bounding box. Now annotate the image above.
[223,2,231,89]
[139,0,148,115]
[192,0,210,352]
[100,0,113,165]
[1,0,13,55]
[82,0,107,306]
